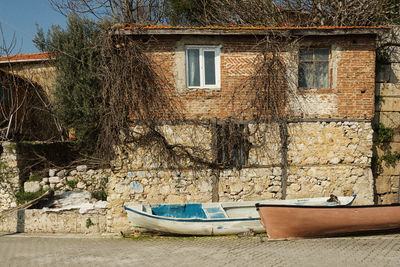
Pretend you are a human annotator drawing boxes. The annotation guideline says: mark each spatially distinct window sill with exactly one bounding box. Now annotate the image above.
[187,87,222,92]
[297,88,333,94]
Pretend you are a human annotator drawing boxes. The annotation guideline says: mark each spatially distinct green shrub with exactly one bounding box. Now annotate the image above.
[15,188,46,205]
[28,175,42,182]
[65,179,78,189]
[92,190,107,201]
[86,218,94,228]
[377,123,394,143]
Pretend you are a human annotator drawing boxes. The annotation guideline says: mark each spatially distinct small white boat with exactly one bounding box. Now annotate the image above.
[123,195,356,236]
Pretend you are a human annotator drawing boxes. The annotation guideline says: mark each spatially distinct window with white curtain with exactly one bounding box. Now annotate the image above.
[186,46,220,89]
[298,48,330,90]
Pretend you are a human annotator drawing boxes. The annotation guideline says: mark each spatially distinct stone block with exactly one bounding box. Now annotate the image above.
[376,97,400,112]
[375,176,393,194]
[49,169,57,177]
[77,165,87,172]
[49,176,60,184]
[24,181,41,193]
[380,163,400,176]
[378,193,399,205]
[66,176,76,182]
[267,185,280,193]
[375,83,400,97]
[376,142,400,158]
[376,111,400,130]
[77,182,86,189]
[57,170,66,178]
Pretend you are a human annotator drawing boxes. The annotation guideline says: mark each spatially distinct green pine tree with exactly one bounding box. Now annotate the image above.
[34,15,104,155]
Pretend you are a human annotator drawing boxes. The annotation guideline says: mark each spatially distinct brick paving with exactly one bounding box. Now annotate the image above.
[1,233,400,266]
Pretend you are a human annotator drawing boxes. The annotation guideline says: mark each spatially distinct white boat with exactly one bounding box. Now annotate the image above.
[123,195,356,236]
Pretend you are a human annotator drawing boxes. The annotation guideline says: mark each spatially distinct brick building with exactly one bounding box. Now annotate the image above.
[0,25,394,234]
[102,25,391,232]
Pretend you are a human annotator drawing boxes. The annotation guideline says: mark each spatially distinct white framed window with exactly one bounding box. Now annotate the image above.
[186,46,220,89]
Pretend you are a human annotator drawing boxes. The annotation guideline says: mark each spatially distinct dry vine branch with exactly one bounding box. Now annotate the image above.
[97,32,185,163]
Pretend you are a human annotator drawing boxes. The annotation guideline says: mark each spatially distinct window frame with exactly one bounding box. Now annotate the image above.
[298,47,330,90]
[185,45,221,89]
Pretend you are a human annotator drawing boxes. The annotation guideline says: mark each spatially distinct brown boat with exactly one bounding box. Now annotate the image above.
[255,203,400,239]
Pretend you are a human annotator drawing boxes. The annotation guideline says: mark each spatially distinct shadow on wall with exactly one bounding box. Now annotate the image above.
[16,209,25,233]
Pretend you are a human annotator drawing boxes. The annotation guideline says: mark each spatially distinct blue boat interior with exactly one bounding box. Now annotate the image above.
[151,203,228,219]
[151,204,207,219]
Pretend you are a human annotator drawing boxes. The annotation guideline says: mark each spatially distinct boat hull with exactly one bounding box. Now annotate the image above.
[124,206,264,235]
[124,195,356,236]
[256,204,400,239]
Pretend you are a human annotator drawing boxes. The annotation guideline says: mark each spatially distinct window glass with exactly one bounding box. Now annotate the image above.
[298,48,330,89]
[315,48,329,61]
[204,51,216,85]
[299,62,313,88]
[315,62,329,88]
[299,49,313,61]
[187,49,200,87]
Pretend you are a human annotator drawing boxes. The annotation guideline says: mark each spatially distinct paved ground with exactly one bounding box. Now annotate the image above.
[1,232,400,266]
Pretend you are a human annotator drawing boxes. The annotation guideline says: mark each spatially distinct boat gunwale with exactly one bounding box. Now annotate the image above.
[123,205,260,222]
[255,203,400,209]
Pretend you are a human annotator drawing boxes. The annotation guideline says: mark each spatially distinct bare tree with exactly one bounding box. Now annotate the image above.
[49,0,167,24]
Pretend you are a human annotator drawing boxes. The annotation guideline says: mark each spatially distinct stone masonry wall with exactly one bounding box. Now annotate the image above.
[0,142,19,212]
[374,26,400,204]
[24,166,111,195]
[108,121,373,233]
[0,209,107,234]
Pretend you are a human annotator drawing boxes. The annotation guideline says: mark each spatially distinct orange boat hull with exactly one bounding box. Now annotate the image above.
[256,204,400,239]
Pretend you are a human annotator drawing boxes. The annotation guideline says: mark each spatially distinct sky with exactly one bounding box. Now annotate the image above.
[0,0,67,54]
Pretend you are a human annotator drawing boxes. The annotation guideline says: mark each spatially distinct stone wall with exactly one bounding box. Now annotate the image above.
[374,26,400,204]
[107,120,374,233]
[0,142,19,212]
[24,166,111,195]
[0,209,107,234]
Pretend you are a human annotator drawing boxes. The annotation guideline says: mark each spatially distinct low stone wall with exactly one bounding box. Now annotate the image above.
[0,142,20,212]
[0,209,107,234]
[24,166,111,195]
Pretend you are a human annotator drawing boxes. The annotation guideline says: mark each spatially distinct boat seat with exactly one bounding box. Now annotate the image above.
[203,203,228,219]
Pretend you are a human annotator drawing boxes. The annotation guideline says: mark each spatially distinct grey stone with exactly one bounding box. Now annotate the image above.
[77,165,87,172]
[77,182,86,189]
[66,176,76,182]
[70,170,77,176]
[49,169,57,177]
[49,176,60,184]
[57,170,66,178]
[42,177,49,183]
[24,181,41,193]
[267,186,280,193]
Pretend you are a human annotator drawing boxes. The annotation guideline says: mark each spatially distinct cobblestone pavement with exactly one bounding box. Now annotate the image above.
[1,233,400,267]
